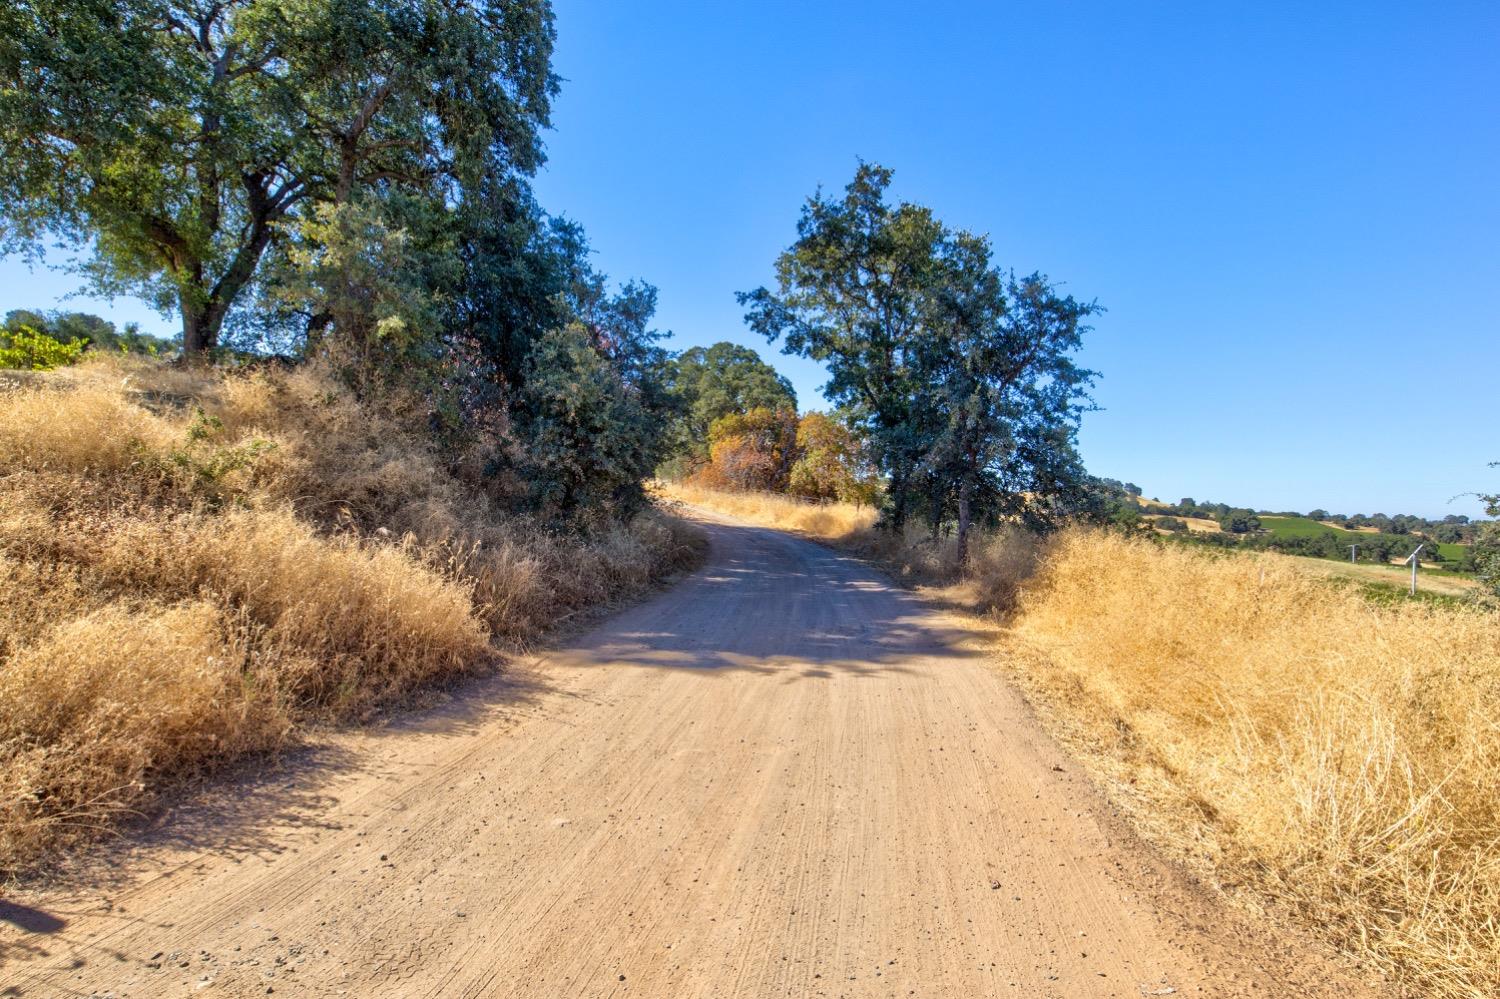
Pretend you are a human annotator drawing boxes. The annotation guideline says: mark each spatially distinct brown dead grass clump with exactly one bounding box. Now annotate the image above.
[0,356,702,874]
[0,601,291,867]
[1010,529,1500,998]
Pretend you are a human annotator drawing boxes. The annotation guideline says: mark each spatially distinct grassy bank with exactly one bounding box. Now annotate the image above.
[0,358,703,875]
[671,483,1500,997]
[1013,531,1499,998]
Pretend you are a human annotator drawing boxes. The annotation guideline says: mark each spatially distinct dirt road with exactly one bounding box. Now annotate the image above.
[1,514,1375,998]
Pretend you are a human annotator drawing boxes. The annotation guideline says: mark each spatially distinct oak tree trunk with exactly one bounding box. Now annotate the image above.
[956,479,973,575]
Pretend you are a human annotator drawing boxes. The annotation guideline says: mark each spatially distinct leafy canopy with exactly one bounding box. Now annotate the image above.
[740,163,949,527]
[788,412,879,506]
[0,0,557,356]
[0,324,84,369]
[667,342,797,459]
[741,162,1098,555]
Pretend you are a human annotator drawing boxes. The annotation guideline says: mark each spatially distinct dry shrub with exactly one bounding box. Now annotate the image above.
[454,508,705,637]
[0,355,703,874]
[93,508,491,713]
[0,602,289,871]
[214,364,480,537]
[1010,529,1500,998]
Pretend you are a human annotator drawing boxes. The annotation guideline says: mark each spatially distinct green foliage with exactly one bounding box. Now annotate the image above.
[1218,510,1261,533]
[741,162,1098,558]
[0,324,84,370]
[3,309,172,358]
[515,322,670,521]
[445,179,581,392]
[1079,478,1151,530]
[273,197,457,394]
[666,342,796,463]
[1475,465,1500,597]
[0,0,557,357]
[505,266,674,523]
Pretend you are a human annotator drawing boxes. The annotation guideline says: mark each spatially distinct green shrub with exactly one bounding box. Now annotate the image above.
[0,325,85,370]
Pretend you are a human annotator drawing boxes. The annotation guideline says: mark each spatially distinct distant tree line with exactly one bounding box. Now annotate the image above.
[1126,494,1482,570]
[1145,496,1481,545]
[1,309,175,366]
[1239,531,1454,566]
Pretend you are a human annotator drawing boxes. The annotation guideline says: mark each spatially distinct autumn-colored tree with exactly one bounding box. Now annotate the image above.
[703,408,799,492]
[788,412,879,506]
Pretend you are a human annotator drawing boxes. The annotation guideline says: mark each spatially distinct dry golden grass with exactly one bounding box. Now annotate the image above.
[0,601,291,868]
[0,356,702,874]
[1144,513,1222,534]
[656,481,877,539]
[1009,530,1500,998]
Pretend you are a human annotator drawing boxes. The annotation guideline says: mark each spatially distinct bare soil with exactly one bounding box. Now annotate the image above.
[0,513,1382,998]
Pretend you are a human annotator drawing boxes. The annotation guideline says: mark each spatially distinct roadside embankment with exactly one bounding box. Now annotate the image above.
[0,357,703,875]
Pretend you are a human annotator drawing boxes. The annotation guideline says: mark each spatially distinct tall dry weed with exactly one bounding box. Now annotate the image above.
[0,601,289,871]
[1010,529,1500,997]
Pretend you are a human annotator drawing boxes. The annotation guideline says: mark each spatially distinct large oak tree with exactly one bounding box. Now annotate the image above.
[739,163,950,530]
[742,163,1098,564]
[0,0,556,358]
[667,341,797,460]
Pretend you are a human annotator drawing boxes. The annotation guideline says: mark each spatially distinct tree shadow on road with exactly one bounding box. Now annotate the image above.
[545,521,992,682]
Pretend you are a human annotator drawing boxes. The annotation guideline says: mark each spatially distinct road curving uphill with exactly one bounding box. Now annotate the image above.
[1,511,1378,998]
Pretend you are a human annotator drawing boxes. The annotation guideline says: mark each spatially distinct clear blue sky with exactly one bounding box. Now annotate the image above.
[4,2,1496,517]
